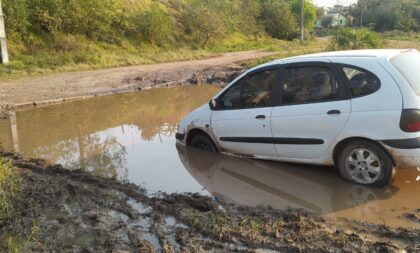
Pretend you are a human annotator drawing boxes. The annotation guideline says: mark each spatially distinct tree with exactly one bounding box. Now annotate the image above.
[181,1,227,48]
[2,0,30,37]
[316,7,325,19]
[259,0,298,40]
[290,0,317,31]
[139,3,173,45]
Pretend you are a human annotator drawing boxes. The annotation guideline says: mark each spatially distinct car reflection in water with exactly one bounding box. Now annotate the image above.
[176,144,398,216]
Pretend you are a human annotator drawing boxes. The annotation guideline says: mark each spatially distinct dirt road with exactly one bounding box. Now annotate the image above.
[0,50,277,109]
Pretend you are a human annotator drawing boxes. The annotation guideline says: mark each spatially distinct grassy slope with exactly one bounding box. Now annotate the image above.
[1,32,418,81]
[0,34,329,80]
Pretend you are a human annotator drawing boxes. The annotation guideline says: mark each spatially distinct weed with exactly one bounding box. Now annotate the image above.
[2,221,41,253]
[0,158,20,222]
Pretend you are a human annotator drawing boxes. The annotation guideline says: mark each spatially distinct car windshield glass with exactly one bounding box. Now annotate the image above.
[391,51,420,96]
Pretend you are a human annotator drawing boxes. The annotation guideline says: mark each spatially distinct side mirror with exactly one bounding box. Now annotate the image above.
[209,99,218,110]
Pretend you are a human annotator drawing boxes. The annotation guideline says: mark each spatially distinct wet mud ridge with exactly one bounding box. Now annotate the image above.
[1,151,419,253]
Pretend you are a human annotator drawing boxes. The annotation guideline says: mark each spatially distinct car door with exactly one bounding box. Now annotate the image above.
[211,66,281,157]
[271,61,351,159]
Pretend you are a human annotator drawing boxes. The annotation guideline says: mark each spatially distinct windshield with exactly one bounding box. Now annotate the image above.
[391,50,420,96]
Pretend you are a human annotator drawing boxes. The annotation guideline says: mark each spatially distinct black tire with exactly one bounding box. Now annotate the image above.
[190,134,217,152]
[337,140,396,188]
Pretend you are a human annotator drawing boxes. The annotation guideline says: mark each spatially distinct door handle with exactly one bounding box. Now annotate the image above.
[327,110,341,115]
[255,115,266,119]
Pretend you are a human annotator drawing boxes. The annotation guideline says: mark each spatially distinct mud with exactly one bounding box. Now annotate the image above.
[1,150,419,253]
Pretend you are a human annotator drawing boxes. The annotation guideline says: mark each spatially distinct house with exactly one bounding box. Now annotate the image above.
[329,13,347,27]
[316,4,352,28]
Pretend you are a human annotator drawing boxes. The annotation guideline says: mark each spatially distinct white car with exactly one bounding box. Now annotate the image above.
[176,49,420,187]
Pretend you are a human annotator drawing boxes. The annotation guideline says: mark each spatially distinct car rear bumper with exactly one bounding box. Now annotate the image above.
[382,138,420,168]
[382,137,420,149]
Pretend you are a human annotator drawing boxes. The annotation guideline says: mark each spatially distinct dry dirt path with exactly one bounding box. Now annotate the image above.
[0,50,277,109]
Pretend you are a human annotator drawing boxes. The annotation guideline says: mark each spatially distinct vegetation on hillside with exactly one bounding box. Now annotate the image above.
[0,0,318,78]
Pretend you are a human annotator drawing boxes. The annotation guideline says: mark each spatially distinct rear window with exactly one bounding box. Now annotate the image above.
[340,65,381,97]
[391,51,420,96]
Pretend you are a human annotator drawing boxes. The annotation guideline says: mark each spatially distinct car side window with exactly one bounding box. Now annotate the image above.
[218,69,278,109]
[282,66,340,105]
[341,65,381,97]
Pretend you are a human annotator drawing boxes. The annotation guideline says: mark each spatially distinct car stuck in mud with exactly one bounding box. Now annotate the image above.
[176,49,420,188]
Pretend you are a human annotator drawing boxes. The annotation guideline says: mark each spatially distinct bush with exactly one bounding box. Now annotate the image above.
[138,3,173,46]
[181,2,227,48]
[330,28,382,50]
[259,0,298,40]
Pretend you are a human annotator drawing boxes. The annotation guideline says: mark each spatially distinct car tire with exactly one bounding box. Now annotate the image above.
[190,134,217,152]
[337,140,396,188]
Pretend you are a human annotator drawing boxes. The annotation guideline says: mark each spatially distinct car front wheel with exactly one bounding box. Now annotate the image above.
[337,140,396,188]
[190,134,217,152]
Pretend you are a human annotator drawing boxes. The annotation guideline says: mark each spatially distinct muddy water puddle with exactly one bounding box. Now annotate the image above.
[0,86,419,230]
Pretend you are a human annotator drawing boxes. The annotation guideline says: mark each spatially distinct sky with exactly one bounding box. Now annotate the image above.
[312,0,358,7]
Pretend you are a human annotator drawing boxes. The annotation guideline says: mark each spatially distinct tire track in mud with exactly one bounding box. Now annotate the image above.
[1,150,419,252]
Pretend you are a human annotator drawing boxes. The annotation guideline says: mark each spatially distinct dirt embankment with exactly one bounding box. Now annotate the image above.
[1,150,419,253]
[0,50,277,113]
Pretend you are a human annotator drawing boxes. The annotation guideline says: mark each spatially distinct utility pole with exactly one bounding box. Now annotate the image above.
[300,0,304,43]
[360,0,364,29]
[0,0,9,64]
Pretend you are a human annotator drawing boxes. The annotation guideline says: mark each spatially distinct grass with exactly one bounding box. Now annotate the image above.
[243,38,330,69]
[381,31,420,50]
[1,221,40,253]
[0,157,20,222]
[0,156,39,253]
[0,31,420,80]
[0,35,214,80]
[1,31,417,81]
[183,207,320,246]
[0,34,329,80]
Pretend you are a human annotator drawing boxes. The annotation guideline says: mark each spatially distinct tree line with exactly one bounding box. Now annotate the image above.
[2,0,317,50]
[349,0,420,32]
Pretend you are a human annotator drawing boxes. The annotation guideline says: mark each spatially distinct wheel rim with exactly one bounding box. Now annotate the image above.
[345,148,382,184]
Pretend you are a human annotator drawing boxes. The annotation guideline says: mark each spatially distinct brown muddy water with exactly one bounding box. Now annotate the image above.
[0,86,419,230]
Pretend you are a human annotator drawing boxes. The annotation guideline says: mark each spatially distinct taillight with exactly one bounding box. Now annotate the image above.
[407,122,420,132]
[400,109,420,132]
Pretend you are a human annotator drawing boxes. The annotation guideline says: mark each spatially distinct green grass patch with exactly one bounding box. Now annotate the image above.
[0,157,20,222]
[1,221,40,253]
[0,34,216,80]
[243,38,329,69]
[0,34,330,80]
[380,31,420,50]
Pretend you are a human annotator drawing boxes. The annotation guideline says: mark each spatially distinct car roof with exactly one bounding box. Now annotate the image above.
[251,49,417,72]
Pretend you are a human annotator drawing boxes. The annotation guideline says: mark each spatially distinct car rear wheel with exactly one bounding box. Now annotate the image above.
[337,140,396,188]
[190,134,217,152]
